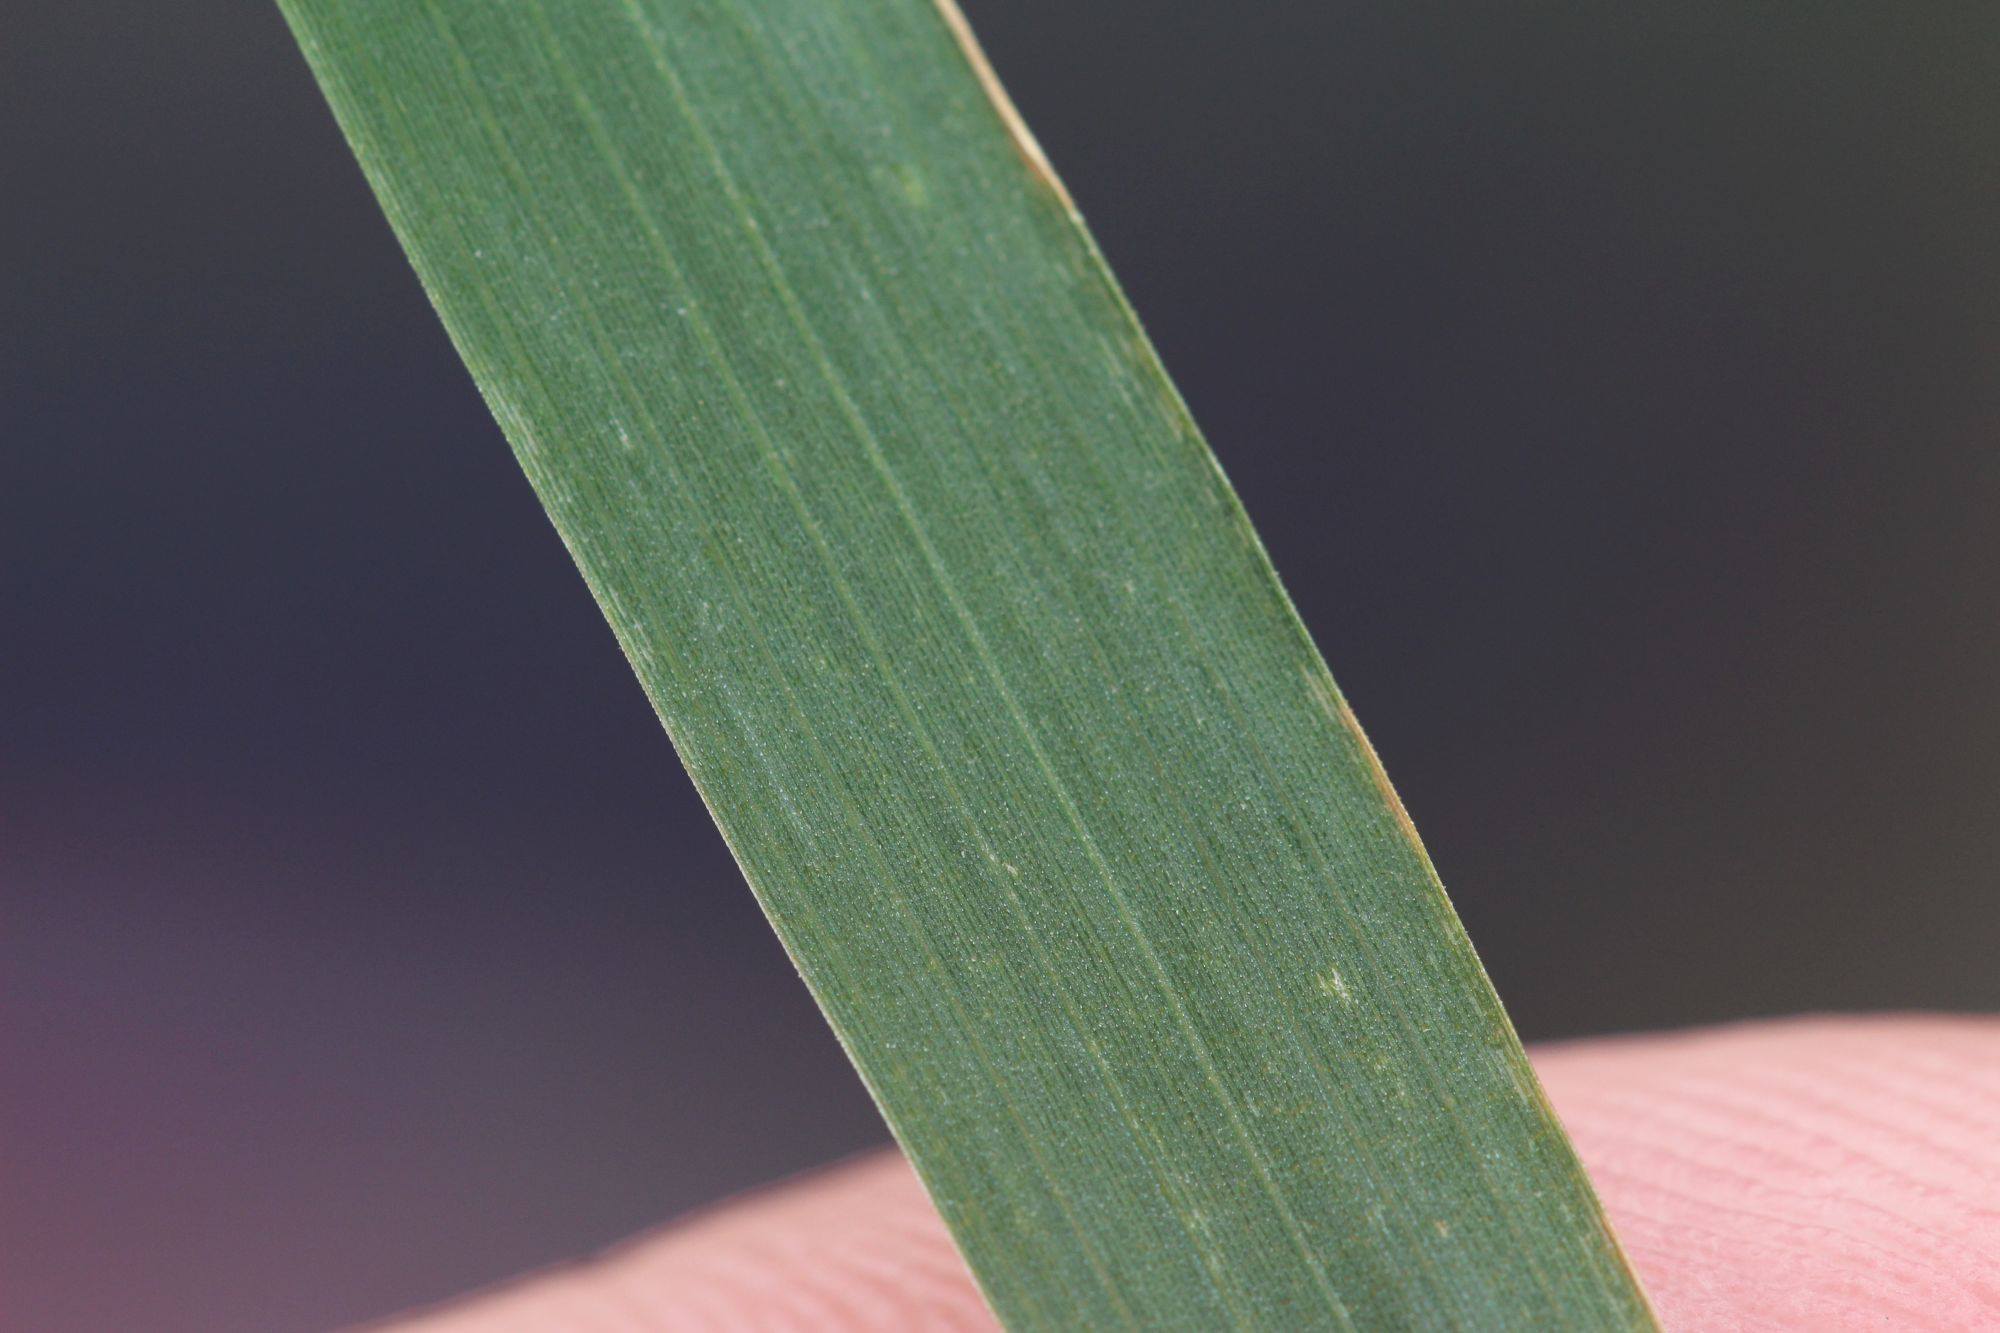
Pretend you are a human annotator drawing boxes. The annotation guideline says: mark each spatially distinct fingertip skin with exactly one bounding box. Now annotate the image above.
[393,1017,2000,1331]
[1538,1015,2000,1331]
[386,1155,999,1333]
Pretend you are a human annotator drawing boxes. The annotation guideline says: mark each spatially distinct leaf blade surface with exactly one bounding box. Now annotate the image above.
[278,2,1655,1326]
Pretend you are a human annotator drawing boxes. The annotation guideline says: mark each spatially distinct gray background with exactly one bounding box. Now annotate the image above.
[8,3,1998,1329]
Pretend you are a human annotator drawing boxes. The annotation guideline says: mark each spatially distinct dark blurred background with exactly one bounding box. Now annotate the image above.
[7,3,1998,1329]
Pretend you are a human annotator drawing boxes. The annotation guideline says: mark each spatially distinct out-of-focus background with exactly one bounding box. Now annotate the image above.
[7,3,1997,1329]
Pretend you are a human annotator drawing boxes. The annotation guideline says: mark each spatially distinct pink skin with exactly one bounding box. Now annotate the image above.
[396,1017,2000,1330]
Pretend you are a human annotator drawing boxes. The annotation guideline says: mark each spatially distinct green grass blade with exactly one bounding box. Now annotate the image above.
[276,2,1655,1326]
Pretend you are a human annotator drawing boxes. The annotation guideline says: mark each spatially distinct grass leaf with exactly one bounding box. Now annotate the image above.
[277,2,1655,1326]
